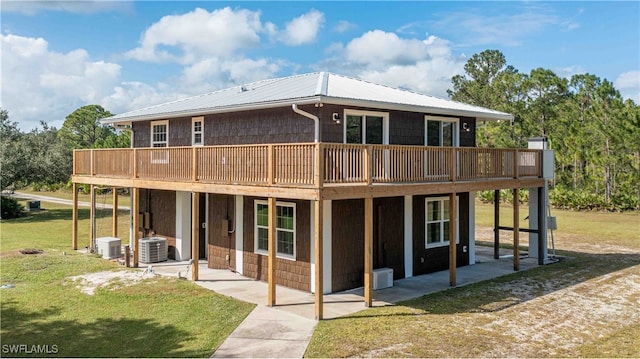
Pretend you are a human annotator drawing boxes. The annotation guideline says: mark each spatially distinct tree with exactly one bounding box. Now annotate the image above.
[58,105,117,149]
[0,109,29,191]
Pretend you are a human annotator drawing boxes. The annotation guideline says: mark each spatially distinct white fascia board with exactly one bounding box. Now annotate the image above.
[320,97,514,122]
[101,97,323,125]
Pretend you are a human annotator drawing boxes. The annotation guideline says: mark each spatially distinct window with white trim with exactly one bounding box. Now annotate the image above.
[192,117,204,146]
[425,116,459,147]
[150,120,168,163]
[344,110,389,144]
[425,196,459,248]
[255,200,296,260]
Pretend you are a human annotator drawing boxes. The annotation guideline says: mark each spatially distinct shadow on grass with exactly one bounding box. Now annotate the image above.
[332,250,640,320]
[0,300,207,358]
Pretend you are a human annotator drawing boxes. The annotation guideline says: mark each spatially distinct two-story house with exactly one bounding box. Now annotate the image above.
[71,72,551,319]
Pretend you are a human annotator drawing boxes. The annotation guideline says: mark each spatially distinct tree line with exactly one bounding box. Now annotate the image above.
[1,50,638,211]
[449,50,639,211]
[0,105,129,193]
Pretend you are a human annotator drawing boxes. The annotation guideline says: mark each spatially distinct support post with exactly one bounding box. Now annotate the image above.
[267,197,277,306]
[513,188,520,271]
[72,183,78,250]
[314,200,324,320]
[364,197,373,307]
[449,193,457,286]
[132,188,140,268]
[90,185,96,250]
[537,186,546,265]
[112,189,118,238]
[192,192,200,281]
[494,190,500,259]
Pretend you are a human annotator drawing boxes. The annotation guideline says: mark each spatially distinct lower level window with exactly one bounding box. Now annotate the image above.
[426,196,458,248]
[255,200,296,259]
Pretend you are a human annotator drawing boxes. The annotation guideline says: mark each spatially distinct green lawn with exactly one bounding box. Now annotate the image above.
[0,200,254,357]
[16,189,132,208]
[307,203,640,358]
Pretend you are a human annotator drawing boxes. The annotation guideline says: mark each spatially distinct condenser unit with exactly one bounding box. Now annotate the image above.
[139,237,167,263]
[373,268,393,290]
[96,237,122,259]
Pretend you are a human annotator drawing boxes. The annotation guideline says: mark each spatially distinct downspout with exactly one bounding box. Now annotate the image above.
[292,104,319,143]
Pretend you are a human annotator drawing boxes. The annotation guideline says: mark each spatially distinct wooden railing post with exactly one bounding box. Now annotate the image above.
[365,145,372,185]
[72,150,76,175]
[315,143,324,189]
[132,148,138,179]
[90,149,95,176]
[192,147,198,182]
[450,147,456,182]
[268,145,275,185]
[514,149,520,179]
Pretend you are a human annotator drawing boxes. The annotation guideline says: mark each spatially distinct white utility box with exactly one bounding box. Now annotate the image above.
[96,237,122,259]
[373,268,394,290]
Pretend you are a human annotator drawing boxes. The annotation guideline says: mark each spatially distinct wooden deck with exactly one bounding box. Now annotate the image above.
[72,143,545,200]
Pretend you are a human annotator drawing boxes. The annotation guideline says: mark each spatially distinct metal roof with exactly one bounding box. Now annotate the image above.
[103,72,513,124]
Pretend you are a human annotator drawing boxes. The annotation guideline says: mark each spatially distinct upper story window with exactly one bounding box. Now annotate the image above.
[425,116,459,147]
[192,117,204,146]
[344,110,389,145]
[425,196,459,248]
[150,120,168,163]
[255,200,296,260]
[151,120,168,148]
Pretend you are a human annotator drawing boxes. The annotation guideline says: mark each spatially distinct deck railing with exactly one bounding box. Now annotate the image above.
[73,143,542,187]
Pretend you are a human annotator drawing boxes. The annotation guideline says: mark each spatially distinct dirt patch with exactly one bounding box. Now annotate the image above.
[19,248,43,255]
[67,270,155,295]
[480,265,640,357]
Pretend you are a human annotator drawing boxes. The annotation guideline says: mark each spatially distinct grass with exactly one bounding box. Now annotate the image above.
[0,199,255,357]
[475,200,640,250]
[306,202,640,358]
[15,189,132,208]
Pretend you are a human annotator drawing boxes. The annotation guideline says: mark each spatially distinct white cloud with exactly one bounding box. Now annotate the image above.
[125,7,264,64]
[2,1,132,15]
[432,7,558,46]
[334,20,356,33]
[276,10,325,46]
[0,34,125,130]
[320,31,464,98]
[614,71,640,103]
[555,66,586,79]
[345,30,429,67]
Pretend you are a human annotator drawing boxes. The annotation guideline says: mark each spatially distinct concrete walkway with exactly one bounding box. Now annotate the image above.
[149,247,544,358]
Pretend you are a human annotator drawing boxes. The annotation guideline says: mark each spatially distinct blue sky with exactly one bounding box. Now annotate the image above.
[2,1,638,131]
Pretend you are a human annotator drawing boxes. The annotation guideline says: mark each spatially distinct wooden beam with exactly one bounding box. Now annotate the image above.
[449,192,457,286]
[72,183,78,250]
[314,199,324,320]
[70,175,545,202]
[364,197,373,307]
[513,188,520,271]
[132,188,140,268]
[90,185,96,250]
[192,192,200,281]
[267,197,277,306]
[494,189,500,260]
[112,189,118,238]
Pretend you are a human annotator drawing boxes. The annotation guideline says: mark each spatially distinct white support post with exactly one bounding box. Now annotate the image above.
[469,192,476,265]
[404,195,413,278]
[235,195,244,274]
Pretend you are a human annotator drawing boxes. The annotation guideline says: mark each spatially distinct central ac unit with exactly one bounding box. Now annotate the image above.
[96,237,122,259]
[139,237,168,263]
[373,268,393,290]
